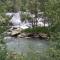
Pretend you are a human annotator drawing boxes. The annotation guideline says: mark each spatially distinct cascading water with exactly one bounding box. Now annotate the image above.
[6,11,49,29]
[6,12,30,29]
[10,12,21,26]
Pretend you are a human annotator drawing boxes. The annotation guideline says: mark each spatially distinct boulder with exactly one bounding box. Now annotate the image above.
[20,33,26,37]
[11,31,20,36]
[39,33,48,39]
[18,33,26,38]
[18,34,24,38]
[10,28,22,36]
[6,32,11,36]
[26,33,34,37]
[26,33,39,38]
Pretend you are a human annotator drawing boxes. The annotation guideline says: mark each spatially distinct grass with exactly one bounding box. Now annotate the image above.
[23,27,49,33]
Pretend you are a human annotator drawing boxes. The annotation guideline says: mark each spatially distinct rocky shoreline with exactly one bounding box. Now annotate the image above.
[6,27,49,39]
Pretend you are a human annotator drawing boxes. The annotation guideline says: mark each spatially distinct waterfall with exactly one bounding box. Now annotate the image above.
[6,11,49,29]
[10,12,21,26]
[6,12,30,29]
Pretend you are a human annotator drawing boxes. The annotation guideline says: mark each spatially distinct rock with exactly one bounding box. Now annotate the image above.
[11,31,19,36]
[20,33,26,37]
[18,33,26,38]
[39,33,48,39]
[18,34,24,38]
[6,32,11,35]
[10,28,22,36]
[18,33,39,38]
[26,33,39,38]
[11,30,20,36]
[27,33,34,37]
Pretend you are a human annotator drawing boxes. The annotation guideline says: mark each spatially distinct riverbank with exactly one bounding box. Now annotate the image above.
[6,27,49,40]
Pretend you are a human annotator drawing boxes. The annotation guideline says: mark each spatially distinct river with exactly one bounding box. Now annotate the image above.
[6,37,48,54]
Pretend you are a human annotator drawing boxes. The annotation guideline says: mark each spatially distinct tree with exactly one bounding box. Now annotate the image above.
[44,0,60,32]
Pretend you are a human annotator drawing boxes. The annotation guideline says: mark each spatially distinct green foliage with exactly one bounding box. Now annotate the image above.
[0,36,7,60]
[45,32,60,60]
[44,0,60,29]
[0,14,10,34]
[6,50,48,60]
[21,12,32,21]
[23,27,49,33]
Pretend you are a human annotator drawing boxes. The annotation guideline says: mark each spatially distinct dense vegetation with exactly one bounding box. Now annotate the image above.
[0,0,60,60]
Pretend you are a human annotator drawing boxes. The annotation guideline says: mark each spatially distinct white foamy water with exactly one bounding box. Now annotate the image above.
[6,11,49,29]
[10,12,21,26]
[6,13,13,16]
